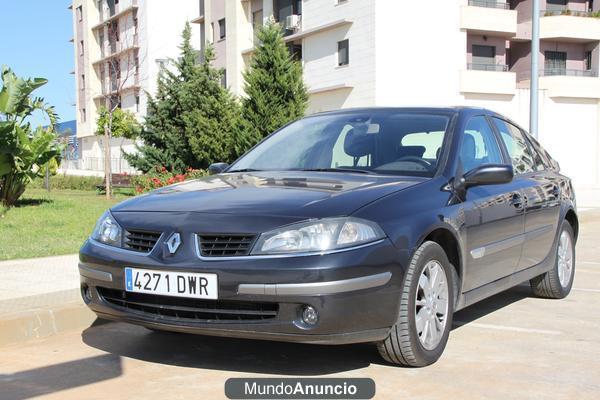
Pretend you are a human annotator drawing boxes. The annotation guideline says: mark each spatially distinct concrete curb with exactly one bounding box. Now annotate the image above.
[0,302,96,347]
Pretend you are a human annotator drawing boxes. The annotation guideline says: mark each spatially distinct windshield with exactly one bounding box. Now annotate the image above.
[230,112,452,177]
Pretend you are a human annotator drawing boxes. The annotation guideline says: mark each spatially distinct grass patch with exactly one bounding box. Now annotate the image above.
[0,189,130,260]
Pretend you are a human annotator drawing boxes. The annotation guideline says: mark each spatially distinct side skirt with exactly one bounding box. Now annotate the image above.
[456,248,557,311]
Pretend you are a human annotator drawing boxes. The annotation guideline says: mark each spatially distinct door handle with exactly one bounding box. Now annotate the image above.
[510,193,523,209]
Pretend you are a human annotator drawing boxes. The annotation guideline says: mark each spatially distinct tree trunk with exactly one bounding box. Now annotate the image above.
[104,123,112,199]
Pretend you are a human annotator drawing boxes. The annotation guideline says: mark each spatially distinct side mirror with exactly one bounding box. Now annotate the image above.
[208,162,230,175]
[463,164,514,189]
[452,164,513,202]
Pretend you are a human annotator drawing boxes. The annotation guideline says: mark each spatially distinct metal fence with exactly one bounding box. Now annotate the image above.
[468,0,510,10]
[517,69,599,80]
[59,157,138,175]
[468,63,509,72]
[540,9,599,17]
[540,68,599,77]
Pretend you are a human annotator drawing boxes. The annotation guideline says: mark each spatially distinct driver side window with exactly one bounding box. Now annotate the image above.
[460,116,503,172]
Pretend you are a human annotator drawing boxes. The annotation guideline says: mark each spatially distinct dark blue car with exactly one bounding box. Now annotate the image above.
[79,107,578,367]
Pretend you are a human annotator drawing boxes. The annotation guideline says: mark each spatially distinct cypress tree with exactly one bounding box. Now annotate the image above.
[242,21,308,142]
[125,23,248,172]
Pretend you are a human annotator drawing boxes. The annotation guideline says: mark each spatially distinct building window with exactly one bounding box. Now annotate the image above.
[472,45,496,70]
[288,44,302,61]
[585,50,593,71]
[79,40,84,55]
[545,51,567,75]
[546,0,567,12]
[76,5,83,21]
[253,10,263,43]
[109,21,119,43]
[81,108,86,122]
[218,18,226,40]
[221,70,227,88]
[81,74,85,89]
[338,39,349,66]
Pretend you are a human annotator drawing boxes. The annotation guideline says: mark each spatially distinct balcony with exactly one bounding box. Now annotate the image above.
[460,65,516,95]
[460,1,517,37]
[518,69,600,98]
[539,13,600,42]
[93,0,138,30]
[93,35,139,66]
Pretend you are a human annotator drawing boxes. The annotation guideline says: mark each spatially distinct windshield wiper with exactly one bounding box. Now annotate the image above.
[226,168,263,173]
[294,168,375,175]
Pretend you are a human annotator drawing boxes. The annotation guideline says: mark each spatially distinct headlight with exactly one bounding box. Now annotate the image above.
[91,210,122,247]
[251,217,385,255]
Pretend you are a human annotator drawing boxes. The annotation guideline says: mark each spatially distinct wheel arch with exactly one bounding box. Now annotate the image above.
[564,208,579,242]
[417,225,463,291]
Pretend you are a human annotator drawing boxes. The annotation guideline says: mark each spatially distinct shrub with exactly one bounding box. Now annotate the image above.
[131,166,207,193]
[30,174,104,191]
[0,67,62,207]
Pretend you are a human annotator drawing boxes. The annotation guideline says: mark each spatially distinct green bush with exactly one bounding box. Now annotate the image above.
[30,174,104,191]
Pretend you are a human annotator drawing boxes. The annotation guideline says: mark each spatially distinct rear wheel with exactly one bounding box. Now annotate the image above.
[530,220,575,299]
[377,241,454,367]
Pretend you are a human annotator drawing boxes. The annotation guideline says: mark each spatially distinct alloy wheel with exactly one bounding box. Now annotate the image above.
[415,260,449,350]
[557,230,574,288]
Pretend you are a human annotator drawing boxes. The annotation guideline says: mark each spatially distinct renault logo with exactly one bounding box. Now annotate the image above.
[165,232,182,255]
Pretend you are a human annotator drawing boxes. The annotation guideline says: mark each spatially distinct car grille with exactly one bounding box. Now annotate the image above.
[197,234,256,257]
[123,229,162,253]
[97,287,278,322]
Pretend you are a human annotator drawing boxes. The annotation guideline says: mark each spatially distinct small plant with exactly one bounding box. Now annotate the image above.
[561,9,572,16]
[132,166,207,193]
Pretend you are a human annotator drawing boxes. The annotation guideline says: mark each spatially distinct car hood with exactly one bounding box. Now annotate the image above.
[112,171,426,218]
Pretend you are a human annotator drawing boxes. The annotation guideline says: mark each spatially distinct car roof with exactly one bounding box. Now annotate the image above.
[309,106,522,130]
[311,106,502,118]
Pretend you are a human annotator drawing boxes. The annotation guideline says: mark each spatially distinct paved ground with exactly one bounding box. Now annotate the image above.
[0,254,80,313]
[1,211,599,400]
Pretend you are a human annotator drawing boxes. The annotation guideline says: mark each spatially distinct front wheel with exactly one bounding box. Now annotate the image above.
[377,241,454,367]
[530,220,575,299]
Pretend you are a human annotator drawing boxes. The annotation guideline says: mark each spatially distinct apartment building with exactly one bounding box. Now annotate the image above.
[70,0,199,174]
[191,0,599,205]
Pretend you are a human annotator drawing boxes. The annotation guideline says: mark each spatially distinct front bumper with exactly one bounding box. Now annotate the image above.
[79,237,406,345]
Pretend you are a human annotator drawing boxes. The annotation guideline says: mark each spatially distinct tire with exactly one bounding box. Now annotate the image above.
[377,241,455,367]
[530,220,575,299]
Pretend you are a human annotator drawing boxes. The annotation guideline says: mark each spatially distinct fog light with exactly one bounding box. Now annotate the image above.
[302,305,319,325]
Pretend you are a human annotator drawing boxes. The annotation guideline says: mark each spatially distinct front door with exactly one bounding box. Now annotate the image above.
[459,116,525,292]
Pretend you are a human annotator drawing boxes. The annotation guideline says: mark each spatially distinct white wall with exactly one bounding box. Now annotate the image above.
[143,0,200,111]
[303,0,376,113]
[375,0,465,106]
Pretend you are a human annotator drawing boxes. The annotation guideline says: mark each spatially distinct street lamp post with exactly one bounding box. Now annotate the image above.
[530,0,540,138]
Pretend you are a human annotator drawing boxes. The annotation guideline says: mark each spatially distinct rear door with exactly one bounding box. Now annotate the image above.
[491,118,561,271]
[461,116,525,292]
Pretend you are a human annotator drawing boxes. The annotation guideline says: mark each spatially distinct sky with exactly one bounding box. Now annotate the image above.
[0,0,75,127]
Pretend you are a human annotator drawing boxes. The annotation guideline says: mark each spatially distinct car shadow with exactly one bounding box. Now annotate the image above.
[0,354,122,400]
[82,286,534,374]
[452,283,534,329]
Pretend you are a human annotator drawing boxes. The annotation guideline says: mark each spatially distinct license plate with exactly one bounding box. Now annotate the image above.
[124,267,218,299]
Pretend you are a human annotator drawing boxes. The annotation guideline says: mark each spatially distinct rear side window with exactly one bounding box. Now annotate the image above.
[460,116,504,172]
[492,118,536,174]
